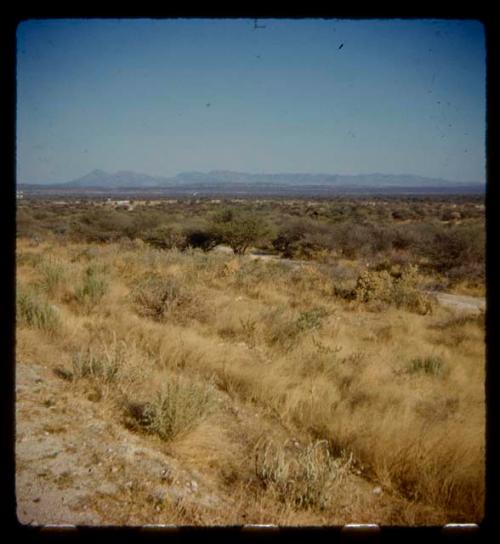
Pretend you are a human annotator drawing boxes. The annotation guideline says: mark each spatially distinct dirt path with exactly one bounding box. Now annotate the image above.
[426,292,485,314]
[244,247,486,314]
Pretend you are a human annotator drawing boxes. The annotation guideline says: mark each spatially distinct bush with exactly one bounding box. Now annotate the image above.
[141,225,187,251]
[295,307,329,333]
[74,265,108,310]
[263,306,328,351]
[355,265,435,314]
[355,269,393,304]
[131,275,190,321]
[71,209,134,242]
[212,209,268,255]
[416,223,485,278]
[254,439,353,509]
[126,379,215,441]
[447,262,485,287]
[16,208,40,238]
[16,284,61,333]
[37,258,67,298]
[272,221,307,258]
[392,225,420,251]
[272,219,340,260]
[71,347,121,383]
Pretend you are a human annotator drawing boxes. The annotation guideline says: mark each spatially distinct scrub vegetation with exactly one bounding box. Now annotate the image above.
[16,196,485,525]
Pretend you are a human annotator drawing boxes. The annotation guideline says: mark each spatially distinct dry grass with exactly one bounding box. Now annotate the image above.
[124,376,217,441]
[15,236,485,524]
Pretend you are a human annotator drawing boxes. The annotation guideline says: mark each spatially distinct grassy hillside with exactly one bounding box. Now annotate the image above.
[15,214,485,524]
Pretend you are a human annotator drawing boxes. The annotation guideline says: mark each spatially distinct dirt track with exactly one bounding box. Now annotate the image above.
[427,292,485,314]
[246,247,486,314]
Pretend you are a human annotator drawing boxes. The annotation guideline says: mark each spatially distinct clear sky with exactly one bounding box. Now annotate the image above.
[16,18,486,184]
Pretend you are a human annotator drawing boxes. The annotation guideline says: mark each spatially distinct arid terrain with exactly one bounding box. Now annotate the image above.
[16,196,485,525]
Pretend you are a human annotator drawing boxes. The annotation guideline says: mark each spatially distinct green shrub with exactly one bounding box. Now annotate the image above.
[296,307,328,333]
[71,347,121,383]
[416,222,485,278]
[37,258,67,297]
[212,209,268,255]
[16,284,61,333]
[272,220,308,258]
[126,379,215,441]
[405,356,446,377]
[331,222,371,259]
[142,225,187,251]
[74,265,108,310]
[391,265,436,314]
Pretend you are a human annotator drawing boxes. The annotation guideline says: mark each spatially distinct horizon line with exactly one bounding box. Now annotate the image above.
[18,168,486,186]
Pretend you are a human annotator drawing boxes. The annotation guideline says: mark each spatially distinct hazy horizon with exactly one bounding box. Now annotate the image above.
[17,18,486,185]
[18,167,485,186]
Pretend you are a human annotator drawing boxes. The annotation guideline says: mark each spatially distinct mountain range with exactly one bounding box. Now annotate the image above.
[20,169,485,191]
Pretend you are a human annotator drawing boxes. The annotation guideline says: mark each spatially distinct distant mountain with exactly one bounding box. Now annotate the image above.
[18,169,485,196]
[23,169,484,188]
[181,170,482,188]
[60,169,172,188]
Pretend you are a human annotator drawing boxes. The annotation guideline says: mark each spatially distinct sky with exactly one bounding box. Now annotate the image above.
[16,18,486,184]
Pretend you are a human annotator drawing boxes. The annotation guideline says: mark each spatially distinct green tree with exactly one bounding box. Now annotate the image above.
[212,208,268,255]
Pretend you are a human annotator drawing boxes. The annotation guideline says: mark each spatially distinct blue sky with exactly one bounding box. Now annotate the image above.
[17,18,486,184]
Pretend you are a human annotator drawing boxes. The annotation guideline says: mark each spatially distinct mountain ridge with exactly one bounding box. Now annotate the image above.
[20,169,485,189]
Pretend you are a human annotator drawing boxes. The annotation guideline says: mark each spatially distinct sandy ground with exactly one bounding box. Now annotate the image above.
[15,360,228,526]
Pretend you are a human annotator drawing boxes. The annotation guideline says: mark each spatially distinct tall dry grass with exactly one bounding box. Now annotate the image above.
[15,236,485,523]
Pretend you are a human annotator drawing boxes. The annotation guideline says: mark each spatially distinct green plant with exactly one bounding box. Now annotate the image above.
[126,379,215,441]
[142,225,187,251]
[405,356,446,377]
[38,258,67,297]
[272,221,307,258]
[295,307,328,333]
[16,284,61,333]
[74,265,108,310]
[71,347,121,383]
[212,209,268,255]
[254,439,353,509]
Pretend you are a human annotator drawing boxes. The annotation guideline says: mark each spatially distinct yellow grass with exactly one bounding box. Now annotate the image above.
[15,236,485,524]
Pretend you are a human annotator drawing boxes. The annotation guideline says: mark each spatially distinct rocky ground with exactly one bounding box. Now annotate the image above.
[15,360,230,526]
